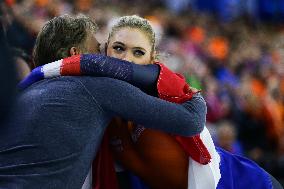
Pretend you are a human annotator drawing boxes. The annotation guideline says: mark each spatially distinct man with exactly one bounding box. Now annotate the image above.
[0,14,206,189]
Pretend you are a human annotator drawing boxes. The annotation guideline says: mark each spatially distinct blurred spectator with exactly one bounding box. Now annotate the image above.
[275,136,284,185]
[11,48,32,81]
[215,120,244,156]
[207,36,229,61]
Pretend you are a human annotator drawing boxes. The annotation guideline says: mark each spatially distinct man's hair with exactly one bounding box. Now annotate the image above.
[33,14,98,67]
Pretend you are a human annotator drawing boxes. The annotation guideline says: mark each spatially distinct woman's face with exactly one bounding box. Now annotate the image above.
[107,27,154,65]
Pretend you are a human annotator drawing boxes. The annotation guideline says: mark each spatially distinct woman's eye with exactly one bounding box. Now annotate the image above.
[113,46,124,52]
[133,50,145,57]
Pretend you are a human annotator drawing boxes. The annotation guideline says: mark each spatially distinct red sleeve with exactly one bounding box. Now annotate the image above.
[155,62,195,103]
[155,62,211,165]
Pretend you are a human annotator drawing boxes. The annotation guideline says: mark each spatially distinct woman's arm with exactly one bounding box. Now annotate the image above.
[18,54,159,94]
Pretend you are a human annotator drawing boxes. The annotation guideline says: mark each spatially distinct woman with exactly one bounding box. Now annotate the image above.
[20,16,282,189]
[102,15,282,189]
[102,15,214,189]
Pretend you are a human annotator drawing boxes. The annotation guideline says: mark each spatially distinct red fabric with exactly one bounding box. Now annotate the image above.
[92,133,119,189]
[155,62,211,165]
[5,0,15,6]
[156,62,193,103]
[174,135,211,164]
[61,55,81,75]
[92,62,211,189]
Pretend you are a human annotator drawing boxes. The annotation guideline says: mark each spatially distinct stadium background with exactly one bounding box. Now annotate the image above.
[1,0,284,185]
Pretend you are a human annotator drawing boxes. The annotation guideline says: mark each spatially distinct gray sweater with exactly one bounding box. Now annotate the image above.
[0,76,206,189]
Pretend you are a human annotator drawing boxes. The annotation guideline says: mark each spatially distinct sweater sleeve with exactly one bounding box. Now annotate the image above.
[78,77,206,137]
[19,54,159,95]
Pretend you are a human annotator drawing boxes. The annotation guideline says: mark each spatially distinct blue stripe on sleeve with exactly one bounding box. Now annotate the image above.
[18,66,44,90]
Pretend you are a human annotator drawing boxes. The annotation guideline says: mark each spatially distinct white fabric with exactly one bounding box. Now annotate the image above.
[81,167,92,189]
[43,59,62,78]
[187,127,221,189]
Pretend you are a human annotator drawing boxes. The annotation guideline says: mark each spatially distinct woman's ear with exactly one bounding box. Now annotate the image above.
[69,47,81,56]
[150,50,157,63]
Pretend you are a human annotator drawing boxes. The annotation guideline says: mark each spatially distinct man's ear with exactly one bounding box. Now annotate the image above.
[104,43,108,55]
[69,47,81,56]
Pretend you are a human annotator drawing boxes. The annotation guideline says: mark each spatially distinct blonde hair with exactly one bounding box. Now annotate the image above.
[108,15,156,53]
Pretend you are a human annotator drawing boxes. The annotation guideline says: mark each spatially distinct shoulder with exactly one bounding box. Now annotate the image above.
[74,76,136,92]
[19,76,98,100]
[17,76,106,112]
[21,76,134,101]
[25,76,115,91]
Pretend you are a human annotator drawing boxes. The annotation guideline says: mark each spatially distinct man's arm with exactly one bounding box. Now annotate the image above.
[78,77,206,137]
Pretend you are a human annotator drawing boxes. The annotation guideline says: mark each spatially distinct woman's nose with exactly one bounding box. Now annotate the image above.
[122,51,134,62]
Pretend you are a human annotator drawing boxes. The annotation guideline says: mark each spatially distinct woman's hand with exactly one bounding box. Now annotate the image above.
[108,117,134,153]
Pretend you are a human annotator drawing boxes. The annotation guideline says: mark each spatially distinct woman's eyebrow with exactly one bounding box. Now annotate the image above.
[113,41,125,46]
[133,47,146,51]
[113,41,146,51]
